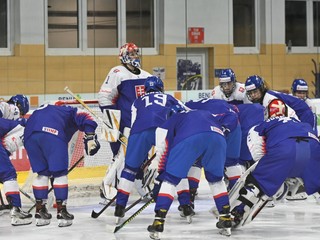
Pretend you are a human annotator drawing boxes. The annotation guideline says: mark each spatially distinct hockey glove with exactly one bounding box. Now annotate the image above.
[221,126,230,137]
[83,132,101,156]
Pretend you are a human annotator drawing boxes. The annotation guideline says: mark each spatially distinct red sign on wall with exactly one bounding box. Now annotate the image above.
[188,27,204,44]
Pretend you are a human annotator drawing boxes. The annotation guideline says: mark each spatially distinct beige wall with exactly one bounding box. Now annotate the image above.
[0,43,318,97]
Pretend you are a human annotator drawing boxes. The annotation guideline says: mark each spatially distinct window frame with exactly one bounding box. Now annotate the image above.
[286,0,320,53]
[45,0,159,56]
[233,0,260,54]
[0,0,13,56]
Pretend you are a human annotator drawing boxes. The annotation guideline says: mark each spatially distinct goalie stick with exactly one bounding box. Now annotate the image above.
[27,155,85,213]
[64,86,127,147]
[114,197,154,233]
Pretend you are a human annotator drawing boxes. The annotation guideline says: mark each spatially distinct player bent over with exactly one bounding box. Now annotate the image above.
[114,76,186,223]
[231,99,320,227]
[148,107,232,239]
[24,104,100,227]
[0,118,32,225]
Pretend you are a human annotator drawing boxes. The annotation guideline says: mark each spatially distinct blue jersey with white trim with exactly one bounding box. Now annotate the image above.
[254,116,318,148]
[0,118,20,138]
[130,92,183,134]
[161,109,224,150]
[24,104,98,142]
[185,98,238,132]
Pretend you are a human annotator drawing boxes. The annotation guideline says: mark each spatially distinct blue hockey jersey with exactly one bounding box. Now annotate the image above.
[0,118,20,138]
[185,98,239,132]
[24,104,98,143]
[130,92,184,135]
[254,116,318,148]
[161,109,224,150]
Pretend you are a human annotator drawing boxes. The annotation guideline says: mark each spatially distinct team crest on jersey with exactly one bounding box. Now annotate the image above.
[113,68,120,73]
[135,85,145,98]
[239,87,245,93]
[42,127,58,135]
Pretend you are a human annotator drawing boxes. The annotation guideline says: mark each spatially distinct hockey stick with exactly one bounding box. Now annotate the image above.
[114,198,154,233]
[64,86,127,147]
[125,188,152,213]
[19,188,36,204]
[229,161,259,209]
[91,195,116,218]
[27,155,85,213]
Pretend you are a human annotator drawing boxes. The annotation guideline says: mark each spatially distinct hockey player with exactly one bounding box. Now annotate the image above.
[24,104,100,227]
[184,98,241,210]
[291,78,316,112]
[98,42,152,200]
[231,99,320,227]
[148,106,232,239]
[245,75,317,133]
[0,94,29,120]
[245,75,318,202]
[211,68,251,104]
[0,117,32,226]
[114,76,187,223]
[0,94,31,224]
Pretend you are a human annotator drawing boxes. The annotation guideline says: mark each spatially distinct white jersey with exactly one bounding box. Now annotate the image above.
[98,65,151,108]
[0,101,20,120]
[211,82,252,104]
[305,98,317,113]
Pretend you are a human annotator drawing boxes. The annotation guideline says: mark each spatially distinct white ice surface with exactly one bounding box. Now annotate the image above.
[2,179,320,240]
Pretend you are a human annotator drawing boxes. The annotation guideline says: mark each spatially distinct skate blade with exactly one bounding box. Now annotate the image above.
[58,219,73,227]
[36,218,51,226]
[219,228,231,237]
[11,218,32,226]
[149,231,160,240]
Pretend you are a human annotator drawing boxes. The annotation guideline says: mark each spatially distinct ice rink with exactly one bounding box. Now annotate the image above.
[1,179,320,240]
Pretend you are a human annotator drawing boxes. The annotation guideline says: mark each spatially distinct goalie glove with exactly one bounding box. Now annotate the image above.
[83,132,101,156]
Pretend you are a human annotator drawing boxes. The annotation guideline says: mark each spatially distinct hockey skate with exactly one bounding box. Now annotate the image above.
[56,200,74,227]
[216,205,232,236]
[114,204,125,225]
[147,209,167,240]
[178,205,195,223]
[35,200,52,226]
[10,206,32,226]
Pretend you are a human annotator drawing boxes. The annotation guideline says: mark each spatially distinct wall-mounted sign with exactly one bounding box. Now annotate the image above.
[188,27,204,44]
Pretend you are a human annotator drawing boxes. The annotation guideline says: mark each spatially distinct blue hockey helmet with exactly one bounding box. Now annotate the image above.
[245,75,266,103]
[119,43,141,68]
[291,79,308,93]
[219,68,236,83]
[219,68,237,97]
[144,76,164,93]
[166,104,185,119]
[7,94,29,116]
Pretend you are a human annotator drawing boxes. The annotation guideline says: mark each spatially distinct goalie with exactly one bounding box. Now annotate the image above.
[97,42,152,201]
[231,99,320,228]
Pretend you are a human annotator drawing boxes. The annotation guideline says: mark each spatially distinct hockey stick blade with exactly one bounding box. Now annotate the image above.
[114,198,154,233]
[91,195,116,219]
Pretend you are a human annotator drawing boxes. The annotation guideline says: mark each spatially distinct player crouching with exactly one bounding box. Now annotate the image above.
[230,99,320,228]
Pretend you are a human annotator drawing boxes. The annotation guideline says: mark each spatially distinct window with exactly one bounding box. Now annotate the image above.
[47,0,156,55]
[285,1,307,47]
[285,0,320,52]
[0,0,8,48]
[233,0,256,47]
